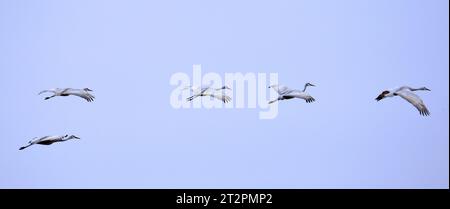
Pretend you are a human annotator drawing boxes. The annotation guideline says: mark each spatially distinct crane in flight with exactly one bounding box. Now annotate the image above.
[268,83,316,104]
[19,135,80,150]
[183,85,232,103]
[39,88,95,102]
[376,86,431,116]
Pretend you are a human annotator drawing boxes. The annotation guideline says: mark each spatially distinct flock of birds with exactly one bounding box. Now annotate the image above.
[19,88,94,150]
[19,84,432,150]
[179,82,431,116]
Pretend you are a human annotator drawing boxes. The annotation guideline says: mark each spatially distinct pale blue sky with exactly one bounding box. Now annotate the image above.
[0,0,448,188]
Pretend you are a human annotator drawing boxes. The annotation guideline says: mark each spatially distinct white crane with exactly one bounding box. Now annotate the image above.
[39,88,95,102]
[19,135,80,150]
[183,85,232,103]
[268,83,316,104]
[376,86,431,116]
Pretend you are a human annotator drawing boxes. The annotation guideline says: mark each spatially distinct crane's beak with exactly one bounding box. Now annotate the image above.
[424,87,431,91]
[310,84,316,87]
[375,94,384,101]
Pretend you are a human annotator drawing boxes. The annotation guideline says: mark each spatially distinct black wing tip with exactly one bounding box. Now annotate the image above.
[306,97,316,103]
[222,97,231,103]
[420,110,430,116]
[419,108,430,116]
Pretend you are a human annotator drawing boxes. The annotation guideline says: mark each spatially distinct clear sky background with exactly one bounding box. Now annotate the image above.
[0,0,448,188]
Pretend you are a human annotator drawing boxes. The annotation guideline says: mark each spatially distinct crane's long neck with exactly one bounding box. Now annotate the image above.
[302,84,308,92]
[411,87,429,91]
[61,136,73,141]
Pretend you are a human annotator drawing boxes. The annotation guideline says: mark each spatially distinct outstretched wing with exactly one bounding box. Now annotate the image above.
[286,90,316,103]
[65,90,95,102]
[396,90,430,116]
[183,85,212,95]
[270,85,290,95]
[207,93,231,103]
[38,89,56,95]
